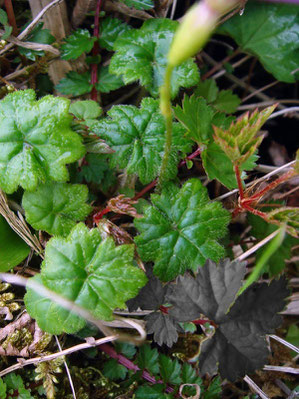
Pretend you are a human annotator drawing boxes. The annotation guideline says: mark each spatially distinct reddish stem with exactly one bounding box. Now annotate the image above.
[243,204,269,220]
[249,169,295,202]
[93,146,203,223]
[99,344,174,393]
[178,146,203,167]
[4,0,18,36]
[90,0,102,101]
[93,206,110,224]
[234,164,244,200]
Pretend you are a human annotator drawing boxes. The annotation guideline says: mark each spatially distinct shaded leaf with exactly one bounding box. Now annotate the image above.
[110,19,199,98]
[93,98,192,184]
[213,90,240,114]
[218,2,299,83]
[61,29,96,60]
[56,71,92,97]
[127,268,166,311]
[18,23,55,61]
[0,215,30,272]
[134,179,230,281]
[0,90,85,193]
[95,66,124,93]
[145,312,182,347]
[22,182,92,237]
[25,223,147,333]
[167,259,246,322]
[99,17,131,51]
[166,260,289,380]
[69,100,102,121]
[194,79,218,103]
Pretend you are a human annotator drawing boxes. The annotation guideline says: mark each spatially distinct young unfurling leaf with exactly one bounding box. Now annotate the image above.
[213,105,276,166]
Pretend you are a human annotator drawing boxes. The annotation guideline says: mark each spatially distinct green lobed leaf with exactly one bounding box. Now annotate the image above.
[102,359,128,381]
[135,384,172,399]
[134,179,230,281]
[213,90,240,114]
[0,9,8,25]
[218,2,299,83]
[0,90,85,194]
[56,71,92,96]
[69,100,102,121]
[110,19,199,98]
[93,97,192,184]
[248,211,297,275]
[137,344,160,375]
[195,80,240,114]
[159,354,181,385]
[95,66,124,93]
[181,363,202,386]
[99,17,131,51]
[22,182,92,237]
[0,378,6,398]
[194,79,219,103]
[61,29,96,60]
[25,223,147,334]
[203,377,222,399]
[174,96,214,144]
[0,215,30,272]
[166,260,289,381]
[201,143,258,189]
[120,0,154,10]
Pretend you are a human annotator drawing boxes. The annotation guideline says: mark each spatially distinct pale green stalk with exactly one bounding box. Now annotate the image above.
[238,226,286,296]
[158,0,241,188]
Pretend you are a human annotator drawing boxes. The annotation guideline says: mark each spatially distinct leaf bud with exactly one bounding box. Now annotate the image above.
[168,0,240,67]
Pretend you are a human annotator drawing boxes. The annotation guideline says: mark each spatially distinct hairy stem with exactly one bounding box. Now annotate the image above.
[158,64,174,191]
[249,168,296,202]
[99,344,174,393]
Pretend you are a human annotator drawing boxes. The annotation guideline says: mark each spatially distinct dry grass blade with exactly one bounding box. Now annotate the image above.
[0,335,117,378]
[0,273,147,344]
[0,189,44,256]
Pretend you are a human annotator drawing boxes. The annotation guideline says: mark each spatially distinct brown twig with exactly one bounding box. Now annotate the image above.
[0,0,63,56]
[0,335,118,378]
[4,0,18,36]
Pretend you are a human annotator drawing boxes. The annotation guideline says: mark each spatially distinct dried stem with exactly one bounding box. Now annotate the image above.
[0,0,63,56]
[201,48,240,81]
[0,336,118,378]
